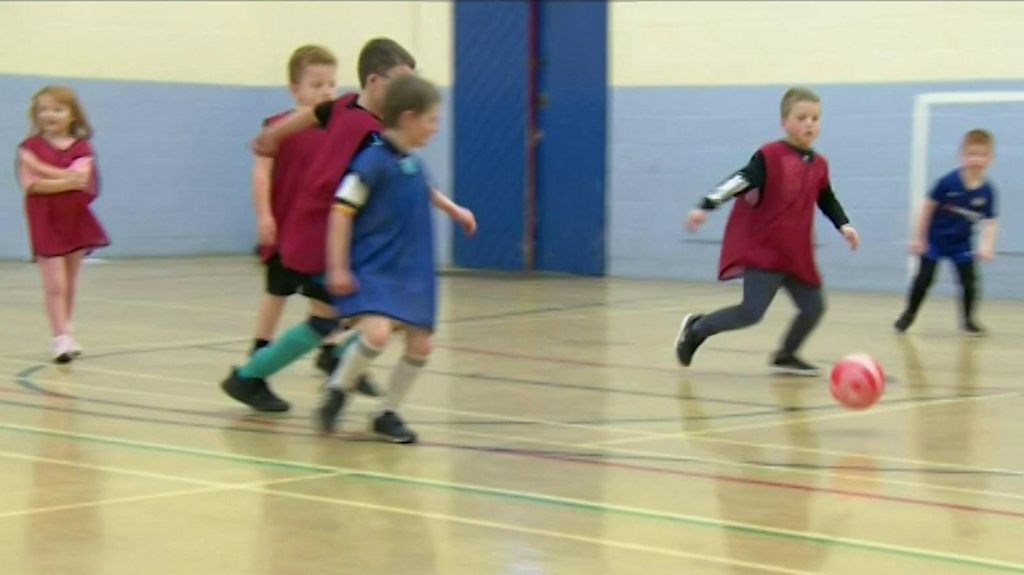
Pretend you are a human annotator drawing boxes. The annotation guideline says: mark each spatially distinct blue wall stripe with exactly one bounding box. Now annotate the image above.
[453,1,530,270]
[534,0,608,276]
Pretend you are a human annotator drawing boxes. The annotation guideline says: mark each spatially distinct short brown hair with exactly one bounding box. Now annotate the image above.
[780,87,820,118]
[29,86,93,139]
[962,129,994,150]
[357,38,416,88]
[382,75,440,128]
[288,45,337,85]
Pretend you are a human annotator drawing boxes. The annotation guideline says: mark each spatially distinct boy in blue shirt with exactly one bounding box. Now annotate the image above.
[895,129,999,335]
[316,75,475,443]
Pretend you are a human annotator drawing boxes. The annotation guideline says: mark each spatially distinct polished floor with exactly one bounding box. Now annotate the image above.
[0,256,1021,574]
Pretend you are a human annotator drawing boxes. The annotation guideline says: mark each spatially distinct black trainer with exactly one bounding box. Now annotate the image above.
[770,353,821,377]
[315,344,339,374]
[371,411,418,444]
[894,313,914,333]
[315,345,382,397]
[962,320,988,337]
[353,375,382,397]
[675,313,706,366]
[315,388,348,434]
[221,368,291,412]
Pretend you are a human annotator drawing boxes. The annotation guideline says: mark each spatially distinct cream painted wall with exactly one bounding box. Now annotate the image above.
[0,1,451,86]
[612,1,1024,86]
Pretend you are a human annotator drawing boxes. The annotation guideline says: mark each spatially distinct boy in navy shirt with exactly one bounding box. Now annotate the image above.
[896,129,999,335]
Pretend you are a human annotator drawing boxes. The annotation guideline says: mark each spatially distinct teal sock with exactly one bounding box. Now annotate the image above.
[238,322,321,379]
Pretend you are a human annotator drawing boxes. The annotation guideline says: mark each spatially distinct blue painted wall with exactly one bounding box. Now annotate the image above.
[608,81,1024,299]
[0,75,453,264]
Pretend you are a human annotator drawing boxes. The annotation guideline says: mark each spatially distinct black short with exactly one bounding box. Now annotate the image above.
[264,254,331,303]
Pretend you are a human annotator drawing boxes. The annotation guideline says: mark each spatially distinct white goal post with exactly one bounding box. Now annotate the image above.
[907,91,1024,273]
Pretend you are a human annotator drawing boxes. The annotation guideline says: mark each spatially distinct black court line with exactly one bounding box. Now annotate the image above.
[190,340,804,411]
[2,385,1020,482]
[9,338,1024,484]
[13,358,1016,444]
[14,359,799,425]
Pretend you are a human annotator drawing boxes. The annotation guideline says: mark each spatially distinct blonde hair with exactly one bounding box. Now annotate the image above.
[780,87,820,118]
[288,44,337,85]
[962,128,994,150]
[29,86,93,139]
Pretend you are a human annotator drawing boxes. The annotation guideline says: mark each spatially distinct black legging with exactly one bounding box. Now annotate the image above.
[903,257,977,321]
[692,268,825,356]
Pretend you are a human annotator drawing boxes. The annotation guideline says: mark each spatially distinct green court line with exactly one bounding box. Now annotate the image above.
[0,421,334,473]
[0,421,1022,573]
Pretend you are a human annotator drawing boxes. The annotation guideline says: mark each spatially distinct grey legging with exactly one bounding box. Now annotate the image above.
[691,268,825,356]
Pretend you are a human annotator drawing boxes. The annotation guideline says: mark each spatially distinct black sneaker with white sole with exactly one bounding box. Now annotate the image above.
[371,411,418,444]
[770,354,821,377]
[221,368,291,412]
[674,313,706,367]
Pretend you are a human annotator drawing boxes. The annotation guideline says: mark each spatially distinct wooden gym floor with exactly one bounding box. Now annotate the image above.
[0,256,1020,574]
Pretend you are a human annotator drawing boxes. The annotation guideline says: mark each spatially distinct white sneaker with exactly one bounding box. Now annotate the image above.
[67,324,83,356]
[52,335,74,364]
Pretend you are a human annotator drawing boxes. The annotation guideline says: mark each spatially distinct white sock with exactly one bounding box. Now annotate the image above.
[326,337,381,390]
[380,355,426,412]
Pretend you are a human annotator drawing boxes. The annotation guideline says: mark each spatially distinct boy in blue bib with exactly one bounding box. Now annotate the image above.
[317,75,476,443]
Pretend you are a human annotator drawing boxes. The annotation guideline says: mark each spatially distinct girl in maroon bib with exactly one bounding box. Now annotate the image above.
[16,86,109,363]
[676,88,860,375]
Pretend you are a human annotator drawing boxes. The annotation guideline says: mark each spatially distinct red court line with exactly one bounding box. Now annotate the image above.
[433,442,1024,520]
[6,374,1022,522]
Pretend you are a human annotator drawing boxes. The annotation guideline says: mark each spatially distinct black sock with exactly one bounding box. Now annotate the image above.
[252,338,272,354]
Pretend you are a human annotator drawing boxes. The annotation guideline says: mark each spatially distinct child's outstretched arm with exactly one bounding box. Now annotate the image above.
[430,188,477,236]
[686,153,764,232]
[251,107,319,157]
[817,185,859,250]
[976,185,999,261]
[839,224,860,250]
[909,200,938,254]
[977,219,999,260]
